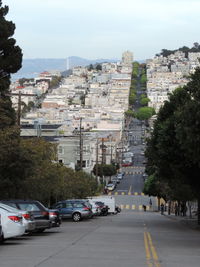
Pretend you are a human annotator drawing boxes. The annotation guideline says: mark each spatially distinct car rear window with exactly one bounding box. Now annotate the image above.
[18,203,41,211]
[73,203,84,208]
[1,202,18,209]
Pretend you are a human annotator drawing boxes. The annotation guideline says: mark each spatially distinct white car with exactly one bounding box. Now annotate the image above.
[0,207,25,242]
[0,214,2,242]
[107,183,115,191]
[0,203,36,233]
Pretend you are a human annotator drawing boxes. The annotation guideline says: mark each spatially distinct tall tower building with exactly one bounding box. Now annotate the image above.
[122,51,133,66]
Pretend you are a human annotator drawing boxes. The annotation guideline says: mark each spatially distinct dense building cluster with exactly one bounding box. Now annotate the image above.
[147,51,200,112]
[10,51,133,176]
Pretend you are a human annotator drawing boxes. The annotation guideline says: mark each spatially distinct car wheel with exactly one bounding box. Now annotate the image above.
[36,229,45,233]
[0,233,4,244]
[72,212,81,222]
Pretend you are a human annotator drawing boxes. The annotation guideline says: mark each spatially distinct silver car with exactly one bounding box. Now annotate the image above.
[0,203,36,233]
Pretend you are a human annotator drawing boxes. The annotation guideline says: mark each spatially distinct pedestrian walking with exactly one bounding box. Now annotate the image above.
[143,205,146,212]
[160,203,164,215]
[149,198,152,210]
[174,203,179,216]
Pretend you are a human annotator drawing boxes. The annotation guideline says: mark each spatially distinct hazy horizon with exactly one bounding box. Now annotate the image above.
[3,0,200,60]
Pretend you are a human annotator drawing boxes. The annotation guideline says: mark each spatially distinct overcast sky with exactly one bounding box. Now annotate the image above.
[3,0,200,60]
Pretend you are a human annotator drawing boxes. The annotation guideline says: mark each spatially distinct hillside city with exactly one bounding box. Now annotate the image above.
[9,50,200,177]
[2,1,200,265]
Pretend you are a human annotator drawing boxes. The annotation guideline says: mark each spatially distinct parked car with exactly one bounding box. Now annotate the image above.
[0,207,25,243]
[0,200,51,233]
[48,209,62,227]
[0,203,36,233]
[112,178,120,184]
[94,201,109,216]
[52,200,93,222]
[106,183,115,191]
[0,214,2,242]
[116,173,123,180]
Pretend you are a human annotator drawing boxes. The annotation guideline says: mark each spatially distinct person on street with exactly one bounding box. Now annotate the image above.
[175,203,179,216]
[160,203,164,215]
[143,205,146,212]
[149,198,152,210]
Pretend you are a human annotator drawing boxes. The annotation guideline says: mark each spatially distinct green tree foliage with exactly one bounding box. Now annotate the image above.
[140,96,150,106]
[49,75,63,89]
[129,92,136,105]
[156,43,200,58]
[125,109,135,118]
[135,107,155,120]
[96,64,102,71]
[132,61,139,78]
[88,64,94,71]
[145,68,200,223]
[0,134,99,204]
[92,164,117,178]
[0,127,32,198]
[0,1,22,128]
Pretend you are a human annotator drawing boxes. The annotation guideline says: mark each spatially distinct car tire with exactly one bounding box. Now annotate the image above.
[36,229,45,233]
[72,212,81,222]
[0,233,4,244]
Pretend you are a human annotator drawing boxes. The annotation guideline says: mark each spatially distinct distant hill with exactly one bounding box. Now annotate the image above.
[11,56,119,80]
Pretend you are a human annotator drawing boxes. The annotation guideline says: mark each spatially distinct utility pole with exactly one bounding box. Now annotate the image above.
[95,139,99,181]
[17,91,21,126]
[5,91,37,126]
[101,138,104,164]
[79,117,83,170]
[111,145,113,163]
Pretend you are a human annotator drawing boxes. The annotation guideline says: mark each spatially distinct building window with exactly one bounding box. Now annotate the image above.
[77,160,86,168]
[58,146,64,154]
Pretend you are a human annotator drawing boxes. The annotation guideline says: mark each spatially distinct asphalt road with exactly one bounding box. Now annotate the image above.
[1,211,200,267]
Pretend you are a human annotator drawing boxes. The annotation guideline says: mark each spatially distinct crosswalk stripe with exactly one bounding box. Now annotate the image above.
[119,205,151,210]
[107,192,146,196]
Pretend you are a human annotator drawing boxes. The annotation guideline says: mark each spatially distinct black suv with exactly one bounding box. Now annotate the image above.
[0,200,51,232]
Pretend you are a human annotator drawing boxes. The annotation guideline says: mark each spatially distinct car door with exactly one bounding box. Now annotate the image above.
[56,202,73,218]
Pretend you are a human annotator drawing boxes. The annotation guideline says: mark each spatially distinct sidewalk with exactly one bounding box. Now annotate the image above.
[162,212,200,230]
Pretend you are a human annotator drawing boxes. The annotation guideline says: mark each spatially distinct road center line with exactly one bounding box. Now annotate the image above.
[144,232,153,267]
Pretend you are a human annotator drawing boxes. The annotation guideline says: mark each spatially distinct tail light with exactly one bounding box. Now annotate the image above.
[83,207,90,211]
[22,213,31,220]
[8,215,22,223]
[49,211,57,216]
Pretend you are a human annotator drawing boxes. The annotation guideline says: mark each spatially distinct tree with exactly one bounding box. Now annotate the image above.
[135,107,155,120]
[0,1,22,128]
[145,69,200,223]
[125,109,135,118]
[0,127,33,198]
[96,64,102,71]
[88,64,94,71]
[140,97,150,106]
